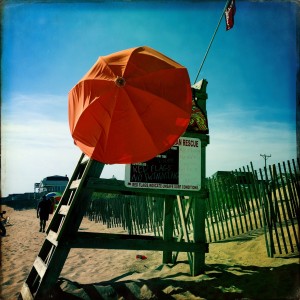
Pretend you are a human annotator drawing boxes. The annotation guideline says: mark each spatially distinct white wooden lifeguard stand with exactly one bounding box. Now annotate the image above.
[19,79,209,299]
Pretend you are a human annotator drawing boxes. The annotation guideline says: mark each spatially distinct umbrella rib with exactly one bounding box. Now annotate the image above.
[126,84,192,115]
[100,56,120,78]
[115,88,159,151]
[127,71,191,110]
[73,97,112,139]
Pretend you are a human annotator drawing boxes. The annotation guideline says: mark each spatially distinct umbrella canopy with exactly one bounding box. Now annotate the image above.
[45,192,62,201]
[69,46,192,164]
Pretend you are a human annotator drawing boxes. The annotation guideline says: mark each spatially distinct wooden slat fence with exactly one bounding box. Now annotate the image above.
[86,158,299,258]
[86,194,165,235]
[206,158,299,257]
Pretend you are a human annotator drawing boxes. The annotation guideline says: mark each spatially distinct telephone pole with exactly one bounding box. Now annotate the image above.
[260,154,271,169]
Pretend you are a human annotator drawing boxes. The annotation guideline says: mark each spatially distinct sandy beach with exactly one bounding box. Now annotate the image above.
[1,204,299,300]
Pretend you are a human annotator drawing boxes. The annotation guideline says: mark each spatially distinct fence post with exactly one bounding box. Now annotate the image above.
[258,168,274,257]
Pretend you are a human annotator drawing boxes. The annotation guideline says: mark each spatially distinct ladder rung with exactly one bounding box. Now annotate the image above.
[46,230,58,246]
[33,256,47,279]
[20,283,34,300]
[70,179,81,189]
[19,156,105,298]
[59,205,70,216]
[81,155,90,164]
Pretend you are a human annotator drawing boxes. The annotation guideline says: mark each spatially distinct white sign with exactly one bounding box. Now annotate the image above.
[125,137,201,191]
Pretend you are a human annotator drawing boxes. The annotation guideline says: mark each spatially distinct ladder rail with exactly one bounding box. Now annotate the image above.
[20,154,105,299]
[45,154,90,234]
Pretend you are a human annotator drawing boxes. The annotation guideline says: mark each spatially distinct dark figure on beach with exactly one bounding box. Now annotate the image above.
[0,211,7,236]
[37,196,51,232]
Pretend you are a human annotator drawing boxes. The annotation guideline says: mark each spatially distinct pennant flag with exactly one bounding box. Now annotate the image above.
[225,0,236,30]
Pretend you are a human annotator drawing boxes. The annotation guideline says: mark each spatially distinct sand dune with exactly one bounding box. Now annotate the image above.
[1,205,299,299]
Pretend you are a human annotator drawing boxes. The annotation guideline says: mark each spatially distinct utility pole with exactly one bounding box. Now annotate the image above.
[260,154,271,169]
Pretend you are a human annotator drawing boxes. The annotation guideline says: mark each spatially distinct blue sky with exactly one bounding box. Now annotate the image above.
[1,0,297,196]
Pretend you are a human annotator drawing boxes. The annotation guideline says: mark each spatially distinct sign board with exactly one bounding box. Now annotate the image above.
[125,137,201,191]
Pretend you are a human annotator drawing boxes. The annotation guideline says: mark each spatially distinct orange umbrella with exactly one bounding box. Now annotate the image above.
[68,46,192,164]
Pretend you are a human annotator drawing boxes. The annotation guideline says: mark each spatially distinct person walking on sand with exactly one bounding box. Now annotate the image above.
[0,211,7,236]
[37,195,51,232]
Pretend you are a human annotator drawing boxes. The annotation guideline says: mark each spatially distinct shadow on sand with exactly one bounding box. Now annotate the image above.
[51,262,300,300]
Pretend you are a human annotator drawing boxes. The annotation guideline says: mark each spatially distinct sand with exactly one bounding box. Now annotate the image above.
[1,205,299,300]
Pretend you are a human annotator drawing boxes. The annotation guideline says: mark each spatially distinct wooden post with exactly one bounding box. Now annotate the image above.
[191,134,209,275]
[162,196,174,263]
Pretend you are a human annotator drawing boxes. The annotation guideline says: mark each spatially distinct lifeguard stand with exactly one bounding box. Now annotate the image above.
[19,79,209,300]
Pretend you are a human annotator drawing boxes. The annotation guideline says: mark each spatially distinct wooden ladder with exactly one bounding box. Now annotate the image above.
[19,154,105,299]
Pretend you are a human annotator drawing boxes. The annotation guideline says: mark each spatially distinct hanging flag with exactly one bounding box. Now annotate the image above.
[225,0,236,31]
